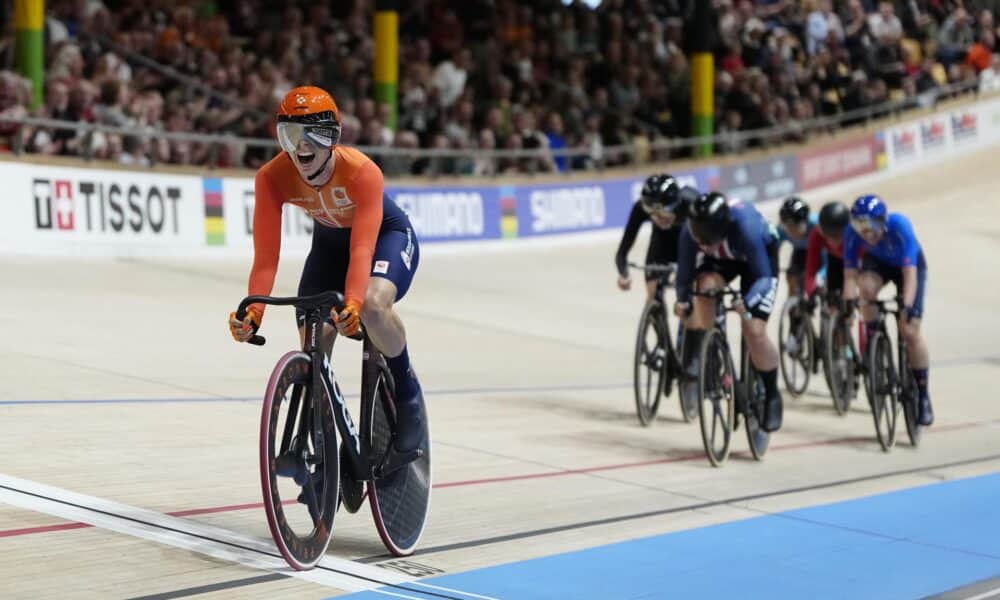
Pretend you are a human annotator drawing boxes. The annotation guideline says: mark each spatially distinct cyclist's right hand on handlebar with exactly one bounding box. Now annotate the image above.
[617,275,632,291]
[674,301,691,318]
[229,308,261,343]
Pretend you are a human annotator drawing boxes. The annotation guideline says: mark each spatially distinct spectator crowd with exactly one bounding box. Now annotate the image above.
[0,0,998,174]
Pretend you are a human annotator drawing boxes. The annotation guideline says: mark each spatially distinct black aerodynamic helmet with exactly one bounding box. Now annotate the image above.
[640,174,684,214]
[818,201,850,238]
[687,191,730,245]
[779,196,810,225]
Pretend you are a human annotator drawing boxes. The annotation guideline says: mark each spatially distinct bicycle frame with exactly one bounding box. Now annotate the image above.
[238,292,377,482]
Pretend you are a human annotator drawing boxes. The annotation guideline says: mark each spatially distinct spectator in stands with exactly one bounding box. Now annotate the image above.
[806,0,844,55]
[869,1,904,45]
[967,31,996,73]
[938,8,976,65]
[0,0,990,170]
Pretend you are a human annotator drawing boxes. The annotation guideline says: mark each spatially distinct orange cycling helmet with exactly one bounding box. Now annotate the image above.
[277,86,341,122]
[276,86,342,153]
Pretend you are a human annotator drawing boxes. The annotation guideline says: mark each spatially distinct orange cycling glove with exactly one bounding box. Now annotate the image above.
[229,307,262,343]
[332,300,362,337]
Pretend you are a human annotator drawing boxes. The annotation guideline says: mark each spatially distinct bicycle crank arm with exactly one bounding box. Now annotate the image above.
[374,445,423,479]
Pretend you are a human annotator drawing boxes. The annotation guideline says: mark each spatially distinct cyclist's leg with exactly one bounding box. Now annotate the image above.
[741,244,782,431]
[858,254,887,337]
[679,259,724,381]
[296,226,349,355]
[893,255,932,423]
[363,227,423,452]
[786,248,806,298]
[826,255,845,301]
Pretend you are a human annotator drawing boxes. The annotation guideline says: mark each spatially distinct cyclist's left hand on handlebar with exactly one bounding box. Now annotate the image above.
[734,298,749,319]
[332,300,362,337]
[674,301,691,318]
[617,275,632,291]
[229,308,261,343]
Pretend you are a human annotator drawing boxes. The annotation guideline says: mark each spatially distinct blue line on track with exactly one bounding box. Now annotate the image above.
[0,383,629,406]
[341,473,1000,600]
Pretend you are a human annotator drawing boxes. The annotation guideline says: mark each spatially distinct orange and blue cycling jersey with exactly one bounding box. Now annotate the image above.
[248,146,413,317]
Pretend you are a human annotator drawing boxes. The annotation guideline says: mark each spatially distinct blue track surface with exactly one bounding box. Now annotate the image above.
[344,473,1000,599]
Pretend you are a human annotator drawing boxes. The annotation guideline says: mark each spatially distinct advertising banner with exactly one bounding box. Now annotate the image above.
[220,166,721,245]
[798,135,881,190]
[719,155,798,203]
[0,162,204,254]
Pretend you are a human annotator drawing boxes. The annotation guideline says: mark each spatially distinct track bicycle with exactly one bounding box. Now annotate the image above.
[235,291,431,570]
[862,296,921,451]
[692,287,771,467]
[629,262,691,425]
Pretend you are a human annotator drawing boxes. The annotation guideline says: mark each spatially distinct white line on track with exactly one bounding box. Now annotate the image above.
[0,473,496,600]
[964,588,1000,600]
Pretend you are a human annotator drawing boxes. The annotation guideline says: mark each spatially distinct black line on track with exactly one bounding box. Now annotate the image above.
[126,574,287,600]
[356,452,1000,562]
[0,484,463,600]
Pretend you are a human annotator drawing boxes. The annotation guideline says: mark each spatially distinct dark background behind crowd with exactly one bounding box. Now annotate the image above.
[0,0,997,174]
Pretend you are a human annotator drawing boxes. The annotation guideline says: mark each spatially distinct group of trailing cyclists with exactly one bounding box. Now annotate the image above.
[615,173,934,460]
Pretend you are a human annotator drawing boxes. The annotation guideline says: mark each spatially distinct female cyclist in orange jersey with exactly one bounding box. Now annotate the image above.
[228,86,424,453]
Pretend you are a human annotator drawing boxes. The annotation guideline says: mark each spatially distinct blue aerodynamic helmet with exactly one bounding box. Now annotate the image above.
[850,194,888,234]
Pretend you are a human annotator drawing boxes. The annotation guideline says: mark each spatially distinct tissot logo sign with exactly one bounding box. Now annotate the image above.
[33,178,183,234]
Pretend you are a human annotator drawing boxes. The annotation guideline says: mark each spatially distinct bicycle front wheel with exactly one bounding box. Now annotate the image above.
[633,300,666,426]
[778,298,812,396]
[742,345,771,461]
[260,351,339,571]
[866,333,898,452]
[697,330,735,467]
[824,315,855,416]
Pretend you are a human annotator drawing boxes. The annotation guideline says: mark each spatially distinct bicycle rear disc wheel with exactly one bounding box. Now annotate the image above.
[824,316,854,417]
[742,345,771,460]
[366,372,431,556]
[260,351,339,571]
[633,301,666,426]
[866,333,898,452]
[697,330,734,467]
[778,298,811,397]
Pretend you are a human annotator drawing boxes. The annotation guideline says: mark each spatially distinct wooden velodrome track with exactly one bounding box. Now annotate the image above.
[1,145,999,599]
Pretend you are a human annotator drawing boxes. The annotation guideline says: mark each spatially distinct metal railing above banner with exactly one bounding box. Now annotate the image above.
[0,79,981,175]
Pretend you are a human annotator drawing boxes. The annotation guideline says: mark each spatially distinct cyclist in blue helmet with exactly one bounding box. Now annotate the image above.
[843,194,933,425]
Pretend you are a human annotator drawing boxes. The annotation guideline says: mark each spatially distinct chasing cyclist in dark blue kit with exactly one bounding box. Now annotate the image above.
[614,174,698,299]
[843,194,933,425]
[675,192,784,432]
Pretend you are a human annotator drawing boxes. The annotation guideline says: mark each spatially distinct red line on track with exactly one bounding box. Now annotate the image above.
[2,417,997,540]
